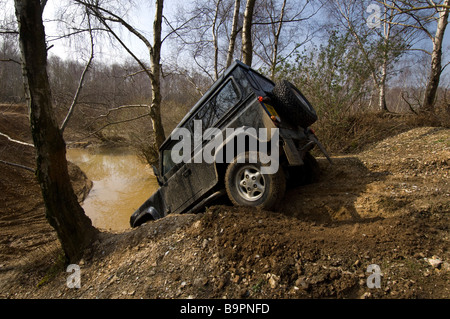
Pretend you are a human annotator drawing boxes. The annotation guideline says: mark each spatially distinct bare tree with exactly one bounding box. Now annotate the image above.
[252,0,317,80]
[381,0,450,111]
[75,0,166,162]
[420,0,450,111]
[14,0,98,264]
[0,35,23,102]
[330,0,411,112]
[0,4,23,103]
[226,0,241,67]
[170,0,237,81]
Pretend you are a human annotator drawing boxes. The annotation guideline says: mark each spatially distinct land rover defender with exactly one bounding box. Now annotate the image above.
[130,60,331,227]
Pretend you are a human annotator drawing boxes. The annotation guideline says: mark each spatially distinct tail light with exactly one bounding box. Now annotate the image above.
[258,96,281,124]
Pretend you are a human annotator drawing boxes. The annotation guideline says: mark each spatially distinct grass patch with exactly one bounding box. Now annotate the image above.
[311,110,450,156]
[37,251,67,288]
[251,278,265,294]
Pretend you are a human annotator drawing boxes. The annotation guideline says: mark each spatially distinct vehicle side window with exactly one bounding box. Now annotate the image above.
[195,79,240,129]
[162,141,183,176]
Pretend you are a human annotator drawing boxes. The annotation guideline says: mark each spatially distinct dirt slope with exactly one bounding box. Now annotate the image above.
[0,104,449,299]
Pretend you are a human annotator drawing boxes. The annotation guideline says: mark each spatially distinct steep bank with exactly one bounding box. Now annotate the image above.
[1,107,448,298]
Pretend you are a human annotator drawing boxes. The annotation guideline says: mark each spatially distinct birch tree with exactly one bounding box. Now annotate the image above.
[226,0,241,67]
[382,0,450,111]
[242,0,256,66]
[330,0,410,112]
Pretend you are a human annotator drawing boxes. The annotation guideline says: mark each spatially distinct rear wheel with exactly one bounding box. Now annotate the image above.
[225,152,286,210]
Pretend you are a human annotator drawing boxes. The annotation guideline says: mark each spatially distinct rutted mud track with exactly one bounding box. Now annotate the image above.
[0,105,448,299]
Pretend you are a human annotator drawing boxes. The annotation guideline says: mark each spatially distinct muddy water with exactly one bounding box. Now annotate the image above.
[67,147,159,231]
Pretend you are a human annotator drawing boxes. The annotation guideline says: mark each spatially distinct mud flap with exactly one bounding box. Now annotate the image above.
[283,137,304,166]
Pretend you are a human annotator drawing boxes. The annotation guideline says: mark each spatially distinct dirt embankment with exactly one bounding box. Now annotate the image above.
[0,103,449,299]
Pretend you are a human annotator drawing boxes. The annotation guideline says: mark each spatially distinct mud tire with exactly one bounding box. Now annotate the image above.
[272,80,317,128]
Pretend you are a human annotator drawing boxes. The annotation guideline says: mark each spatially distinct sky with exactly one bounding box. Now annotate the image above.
[2,0,449,85]
[42,0,183,64]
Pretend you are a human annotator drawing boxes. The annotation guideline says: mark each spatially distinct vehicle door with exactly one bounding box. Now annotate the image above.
[160,140,201,214]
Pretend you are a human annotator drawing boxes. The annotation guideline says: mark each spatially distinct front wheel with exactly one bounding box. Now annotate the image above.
[224,152,286,210]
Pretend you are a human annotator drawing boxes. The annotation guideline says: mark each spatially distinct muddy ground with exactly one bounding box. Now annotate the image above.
[0,103,449,299]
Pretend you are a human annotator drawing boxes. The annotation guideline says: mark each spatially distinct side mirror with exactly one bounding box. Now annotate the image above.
[152,165,163,186]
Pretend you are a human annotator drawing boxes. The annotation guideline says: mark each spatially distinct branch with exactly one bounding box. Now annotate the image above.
[252,16,315,25]
[125,69,152,78]
[193,54,215,83]
[60,13,95,133]
[401,91,419,114]
[252,0,321,26]
[0,58,21,65]
[161,13,202,44]
[171,68,206,97]
[74,0,155,83]
[441,60,450,73]
[377,0,439,40]
[98,104,150,117]
[335,2,380,88]
[0,132,34,147]
[83,104,150,130]
[407,47,432,55]
[0,159,34,172]
[76,110,151,143]
[75,0,153,50]
[0,30,18,35]
[376,1,450,14]
[46,27,108,43]
[92,11,153,82]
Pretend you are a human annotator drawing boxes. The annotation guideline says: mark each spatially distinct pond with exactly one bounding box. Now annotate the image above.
[67,147,159,231]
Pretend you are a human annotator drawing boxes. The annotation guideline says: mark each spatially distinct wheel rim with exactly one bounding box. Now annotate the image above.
[235,165,265,202]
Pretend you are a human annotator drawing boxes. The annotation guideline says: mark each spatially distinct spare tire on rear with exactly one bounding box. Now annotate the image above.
[272,80,317,128]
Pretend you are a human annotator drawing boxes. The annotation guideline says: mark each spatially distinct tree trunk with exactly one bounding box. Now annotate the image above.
[150,0,166,151]
[379,16,390,113]
[423,0,450,112]
[212,0,222,80]
[242,0,256,66]
[270,0,287,80]
[378,81,388,112]
[226,0,241,68]
[14,0,97,264]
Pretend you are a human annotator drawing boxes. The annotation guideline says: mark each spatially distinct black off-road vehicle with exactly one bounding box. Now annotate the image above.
[130,60,331,227]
